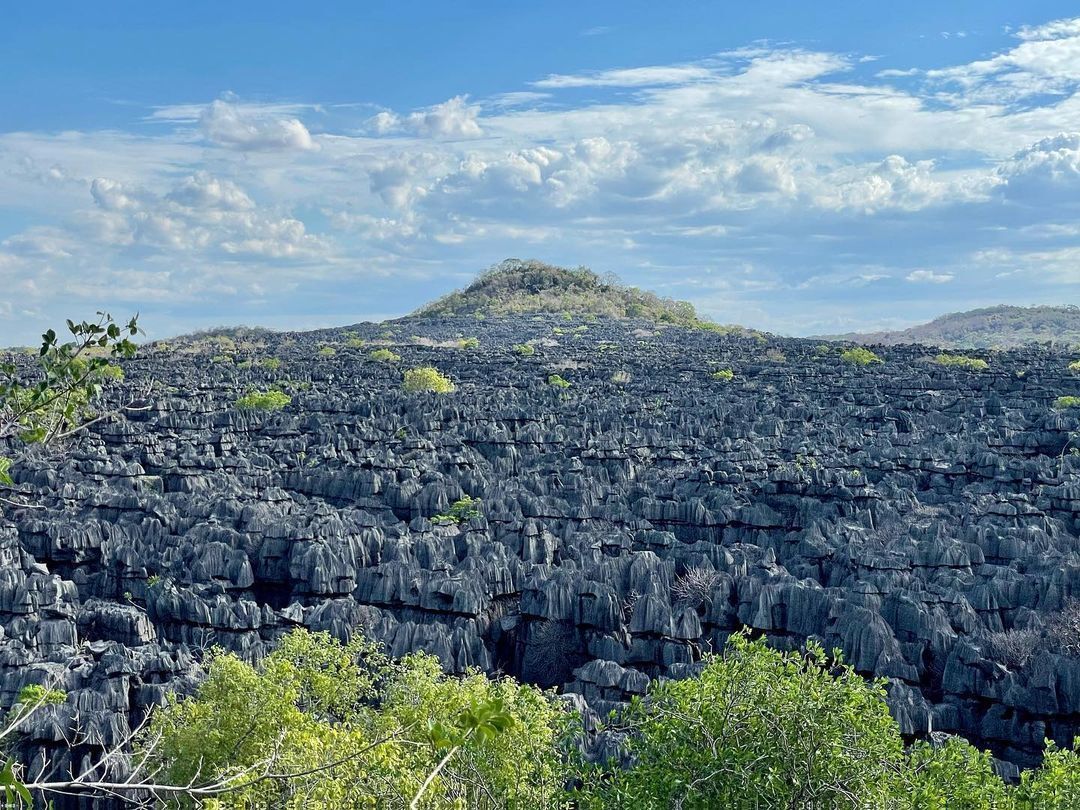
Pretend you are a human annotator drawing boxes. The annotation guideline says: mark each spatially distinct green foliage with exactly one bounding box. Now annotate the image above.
[0,457,11,487]
[903,737,1012,809]
[1069,360,1080,373]
[935,353,989,371]
[432,495,482,525]
[211,354,234,364]
[1016,739,1080,809]
[1055,396,1080,410]
[99,363,125,382]
[0,312,139,447]
[317,346,337,358]
[764,348,787,363]
[346,337,367,350]
[575,633,904,809]
[260,357,282,371]
[147,574,162,588]
[457,337,480,350]
[711,369,734,381]
[512,343,536,357]
[403,367,455,393]
[235,389,291,412]
[141,629,568,809]
[369,348,402,363]
[548,374,571,389]
[840,347,884,366]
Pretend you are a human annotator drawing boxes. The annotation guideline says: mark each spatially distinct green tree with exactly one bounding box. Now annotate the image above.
[575,633,905,809]
[140,629,569,809]
[1,312,140,507]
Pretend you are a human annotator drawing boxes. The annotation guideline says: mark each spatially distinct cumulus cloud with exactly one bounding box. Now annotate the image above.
[199,99,317,151]
[368,96,482,139]
[998,132,1080,201]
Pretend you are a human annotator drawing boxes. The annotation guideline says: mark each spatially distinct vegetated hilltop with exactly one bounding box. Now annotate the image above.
[413,258,759,335]
[826,304,1080,349]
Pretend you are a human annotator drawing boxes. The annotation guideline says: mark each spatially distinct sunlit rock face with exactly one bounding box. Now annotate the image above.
[3,314,1080,779]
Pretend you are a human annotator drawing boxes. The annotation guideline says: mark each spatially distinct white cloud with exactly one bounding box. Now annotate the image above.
[369,96,483,139]
[905,270,954,284]
[199,99,317,151]
[534,65,717,89]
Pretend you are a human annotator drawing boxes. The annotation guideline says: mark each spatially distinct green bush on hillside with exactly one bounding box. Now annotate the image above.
[259,357,282,371]
[935,353,989,371]
[512,343,536,356]
[1069,360,1080,373]
[1055,396,1080,410]
[457,337,480,350]
[432,495,483,524]
[711,369,734,381]
[403,367,455,393]
[548,374,571,389]
[369,348,401,363]
[317,346,336,358]
[841,347,884,366]
[235,390,291,412]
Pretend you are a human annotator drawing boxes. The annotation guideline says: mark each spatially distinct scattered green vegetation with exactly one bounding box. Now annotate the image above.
[1054,396,1080,410]
[432,495,483,525]
[99,363,125,382]
[548,374,571,389]
[235,390,292,412]
[457,337,480,350]
[935,353,989,371]
[260,357,282,371]
[840,347,884,366]
[403,367,455,393]
[512,343,536,357]
[369,348,401,363]
[317,346,336,358]
[211,354,234,364]
[1070,360,1080,373]
[814,344,833,357]
[146,575,162,588]
[711,369,734,381]
[764,348,787,363]
[345,337,366,350]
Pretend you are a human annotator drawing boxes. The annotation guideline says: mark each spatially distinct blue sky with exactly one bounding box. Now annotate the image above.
[2,2,1080,341]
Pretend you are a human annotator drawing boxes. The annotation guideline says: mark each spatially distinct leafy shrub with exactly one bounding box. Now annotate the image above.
[99,364,125,382]
[1070,360,1080,373]
[369,348,401,362]
[711,368,734,381]
[260,357,282,371]
[548,374,571,389]
[403,366,455,393]
[935,353,989,371]
[841,347,883,366]
[235,390,291,412]
[317,346,336,358]
[345,338,366,350]
[764,348,787,363]
[141,629,569,809]
[574,633,904,809]
[512,343,536,356]
[1017,739,1080,807]
[432,495,483,524]
[903,736,1013,808]
[457,337,480,350]
[1055,396,1080,410]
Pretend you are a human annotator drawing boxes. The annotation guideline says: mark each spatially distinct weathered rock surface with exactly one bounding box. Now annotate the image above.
[2,314,1080,781]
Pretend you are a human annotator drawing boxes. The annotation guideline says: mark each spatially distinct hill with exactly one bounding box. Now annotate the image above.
[826,305,1080,349]
[412,258,758,335]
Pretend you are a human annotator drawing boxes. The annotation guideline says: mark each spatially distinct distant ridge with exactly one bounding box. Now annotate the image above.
[412,258,760,335]
[824,305,1080,349]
